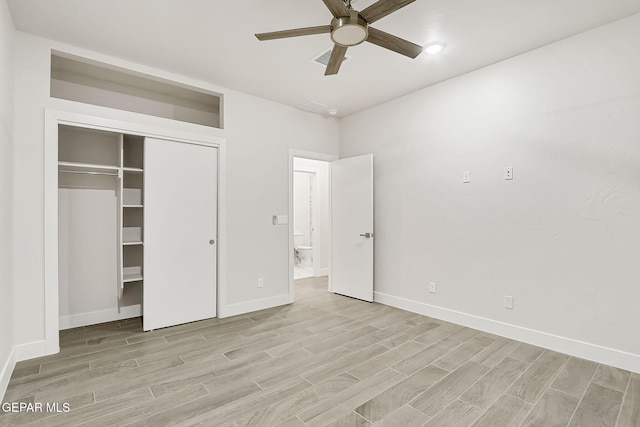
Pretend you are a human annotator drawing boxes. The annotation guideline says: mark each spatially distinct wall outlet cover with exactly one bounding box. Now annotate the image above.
[504,167,513,180]
[504,295,513,309]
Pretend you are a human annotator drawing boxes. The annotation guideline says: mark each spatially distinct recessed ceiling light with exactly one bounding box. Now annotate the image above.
[423,42,446,55]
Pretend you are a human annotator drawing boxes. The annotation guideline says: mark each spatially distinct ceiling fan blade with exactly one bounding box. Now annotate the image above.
[360,0,416,24]
[322,0,350,17]
[325,45,348,75]
[256,25,331,41]
[366,27,422,58]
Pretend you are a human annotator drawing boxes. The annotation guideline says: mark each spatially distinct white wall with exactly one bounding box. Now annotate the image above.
[12,31,339,358]
[223,93,339,309]
[294,157,330,276]
[0,0,14,399]
[340,14,640,372]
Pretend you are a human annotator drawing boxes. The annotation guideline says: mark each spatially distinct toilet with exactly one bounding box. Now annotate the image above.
[294,232,313,268]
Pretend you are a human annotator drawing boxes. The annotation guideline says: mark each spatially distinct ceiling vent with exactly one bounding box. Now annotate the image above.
[298,101,328,113]
[312,47,349,67]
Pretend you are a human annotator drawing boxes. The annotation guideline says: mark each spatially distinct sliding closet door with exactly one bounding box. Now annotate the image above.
[143,138,217,331]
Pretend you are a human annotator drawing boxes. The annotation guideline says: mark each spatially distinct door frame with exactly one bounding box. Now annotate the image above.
[288,149,338,302]
[44,109,226,355]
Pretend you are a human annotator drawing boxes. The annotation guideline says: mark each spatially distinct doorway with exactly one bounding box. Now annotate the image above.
[288,150,337,302]
[293,162,329,280]
[287,150,374,303]
[293,170,315,280]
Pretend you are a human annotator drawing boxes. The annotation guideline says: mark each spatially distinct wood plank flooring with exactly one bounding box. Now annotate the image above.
[2,276,638,426]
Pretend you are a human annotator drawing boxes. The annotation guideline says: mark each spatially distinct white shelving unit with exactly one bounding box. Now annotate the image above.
[119,135,145,299]
[58,126,144,302]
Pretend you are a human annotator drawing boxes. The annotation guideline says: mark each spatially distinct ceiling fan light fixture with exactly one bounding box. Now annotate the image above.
[423,41,446,55]
[330,15,368,47]
[255,0,423,75]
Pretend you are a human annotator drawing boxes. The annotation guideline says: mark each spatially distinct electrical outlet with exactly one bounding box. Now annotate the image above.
[463,171,470,183]
[504,295,513,309]
[429,282,436,294]
[504,167,513,180]
[257,278,264,288]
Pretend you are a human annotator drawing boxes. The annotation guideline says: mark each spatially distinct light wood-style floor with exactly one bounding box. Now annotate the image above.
[2,277,639,426]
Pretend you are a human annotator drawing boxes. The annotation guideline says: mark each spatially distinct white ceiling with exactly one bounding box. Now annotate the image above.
[7,0,640,117]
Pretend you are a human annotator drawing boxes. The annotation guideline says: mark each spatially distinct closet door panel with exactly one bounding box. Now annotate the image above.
[147,203,214,232]
[145,263,215,300]
[144,138,217,331]
[145,232,213,266]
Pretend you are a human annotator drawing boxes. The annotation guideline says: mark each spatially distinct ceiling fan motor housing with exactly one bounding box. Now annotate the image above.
[330,11,369,47]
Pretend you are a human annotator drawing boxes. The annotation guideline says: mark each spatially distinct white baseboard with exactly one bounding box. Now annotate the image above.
[314,269,329,277]
[219,294,292,318]
[374,291,640,374]
[14,340,51,362]
[0,347,16,402]
[1,339,62,401]
[59,304,142,330]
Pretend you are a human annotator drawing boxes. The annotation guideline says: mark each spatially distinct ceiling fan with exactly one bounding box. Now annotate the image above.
[255,0,423,75]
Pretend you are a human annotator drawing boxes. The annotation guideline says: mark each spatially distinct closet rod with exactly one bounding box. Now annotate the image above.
[59,169,119,177]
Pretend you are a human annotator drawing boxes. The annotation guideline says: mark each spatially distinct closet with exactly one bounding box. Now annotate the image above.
[58,125,218,331]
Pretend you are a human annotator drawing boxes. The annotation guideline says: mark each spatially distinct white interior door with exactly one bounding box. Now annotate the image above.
[331,154,374,302]
[144,138,217,331]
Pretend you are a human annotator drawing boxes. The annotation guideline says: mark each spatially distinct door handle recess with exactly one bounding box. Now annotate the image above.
[209,239,215,245]
[359,233,373,238]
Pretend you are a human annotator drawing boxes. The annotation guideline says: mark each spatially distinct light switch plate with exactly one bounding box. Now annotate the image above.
[273,215,288,225]
[463,171,470,183]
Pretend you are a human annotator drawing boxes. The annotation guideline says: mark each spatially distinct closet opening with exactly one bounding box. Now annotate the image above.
[58,125,143,330]
[44,110,226,355]
[57,124,220,332]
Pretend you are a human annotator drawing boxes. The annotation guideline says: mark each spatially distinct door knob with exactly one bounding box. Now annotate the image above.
[359,232,373,238]
[209,239,215,245]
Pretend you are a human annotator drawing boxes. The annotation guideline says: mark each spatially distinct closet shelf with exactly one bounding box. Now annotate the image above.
[123,266,143,283]
[123,167,143,173]
[123,273,143,282]
[58,161,120,173]
[123,241,143,246]
[123,204,144,208]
